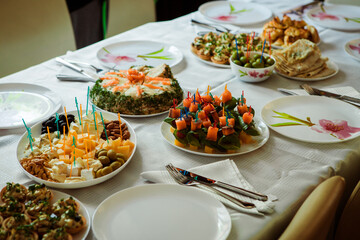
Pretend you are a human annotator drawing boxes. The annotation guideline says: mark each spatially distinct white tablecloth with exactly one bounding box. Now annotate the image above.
[1,1,360,239]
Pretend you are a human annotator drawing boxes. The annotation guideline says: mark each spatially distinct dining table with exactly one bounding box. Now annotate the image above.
[1,0,360,239]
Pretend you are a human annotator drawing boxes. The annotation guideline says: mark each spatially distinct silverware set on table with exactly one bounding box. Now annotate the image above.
[165,164,269,210]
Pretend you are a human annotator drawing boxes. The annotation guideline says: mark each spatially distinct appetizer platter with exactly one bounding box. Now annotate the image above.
[90,64,184,117]
[162,86,269,156]
[199,1,272,25]
[0,83,62,129]
[261,15,320,48]
[96,40,183,69]
[0,182,90,240]
[92,184,231,240]
[17,110,136,189]
[191,32,269,67]
[306,5,360,31]
[273,39,338,81]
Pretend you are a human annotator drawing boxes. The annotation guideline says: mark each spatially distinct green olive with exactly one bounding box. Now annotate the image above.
[116,158,125,165]
[102,166,112,175]
[266,58,275,65]
[244,63,252,68]
[234,60,241,65]
[107,150,117,161]
[231,52,238,61]
[240,56,247,64]
[98,156,110,165]
[116,153,125,160]
[98,150,108,157]
[95,149,104,158]
[110,161,121,171]
[253,54,261,60]
[95,170,103,178]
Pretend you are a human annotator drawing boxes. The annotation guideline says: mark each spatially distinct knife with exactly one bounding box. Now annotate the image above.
[300,84,360,104]
[55,57,99,81]
[175,166,268,201]
[191,19,229,33]
[56,74,97,82]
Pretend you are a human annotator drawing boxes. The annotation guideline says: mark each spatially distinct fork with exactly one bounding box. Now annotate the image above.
[66,59,104,73]
[165,164,255,209]
[191,19,231,33]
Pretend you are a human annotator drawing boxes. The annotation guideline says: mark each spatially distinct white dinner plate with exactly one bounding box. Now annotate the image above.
[275,60,339,81]
[92,184,231,240]
[16,110,137,189]
[0,83,62,129]
[306,5,360,31]
[199,1,272,25]
[190,50,231,68]
[96,40,183,69]
[160,118,269,157]
[261,96,360,143]
[345,39,360,62]
[51,190,91,240]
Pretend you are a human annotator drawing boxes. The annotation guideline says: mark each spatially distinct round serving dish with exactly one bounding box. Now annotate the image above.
[230,51,275,83]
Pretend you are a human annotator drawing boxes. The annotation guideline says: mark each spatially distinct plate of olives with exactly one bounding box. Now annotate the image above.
[230,51,276,82]
[16,110,137,189]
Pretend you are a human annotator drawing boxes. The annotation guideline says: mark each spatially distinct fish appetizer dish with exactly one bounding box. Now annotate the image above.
[261,15,320,48]
[191,32,269,65]
[20,112,135,184]
[90,64,183,115]
[0,183,86,240]
[164,86,259,154]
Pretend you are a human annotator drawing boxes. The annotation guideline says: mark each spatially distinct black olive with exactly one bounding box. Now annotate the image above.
[49,116,56,122]
[48,126,55,132]
[74,215,81,221]
[58,120,64,125]
[67,114,75,118]
[41,121,47,127]
[59,115,66,121]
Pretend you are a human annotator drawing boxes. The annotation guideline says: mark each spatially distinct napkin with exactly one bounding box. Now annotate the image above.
[141,159,276,216]
[278,86,360,98]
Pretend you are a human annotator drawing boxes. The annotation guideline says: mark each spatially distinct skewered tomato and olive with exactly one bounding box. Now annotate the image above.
[232,52,275,68]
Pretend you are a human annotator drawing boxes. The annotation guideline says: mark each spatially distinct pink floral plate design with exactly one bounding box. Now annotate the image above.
[345,39,360,62]
[96,40,183,69]
[199,1,272,25]
[306,5,360,31]
[261,95,360,143]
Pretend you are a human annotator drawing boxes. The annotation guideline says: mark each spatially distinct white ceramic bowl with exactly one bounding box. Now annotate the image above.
[230,51,275,82]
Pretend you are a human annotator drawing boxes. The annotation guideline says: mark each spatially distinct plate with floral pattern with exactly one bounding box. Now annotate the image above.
[261,96,360,143]
[97,40,183,70]
[199,1,272,26]
[306,5,360,31]
[345,39,360,62]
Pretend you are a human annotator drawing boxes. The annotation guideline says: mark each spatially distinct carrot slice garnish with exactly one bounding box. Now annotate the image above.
[143,83,164,90]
